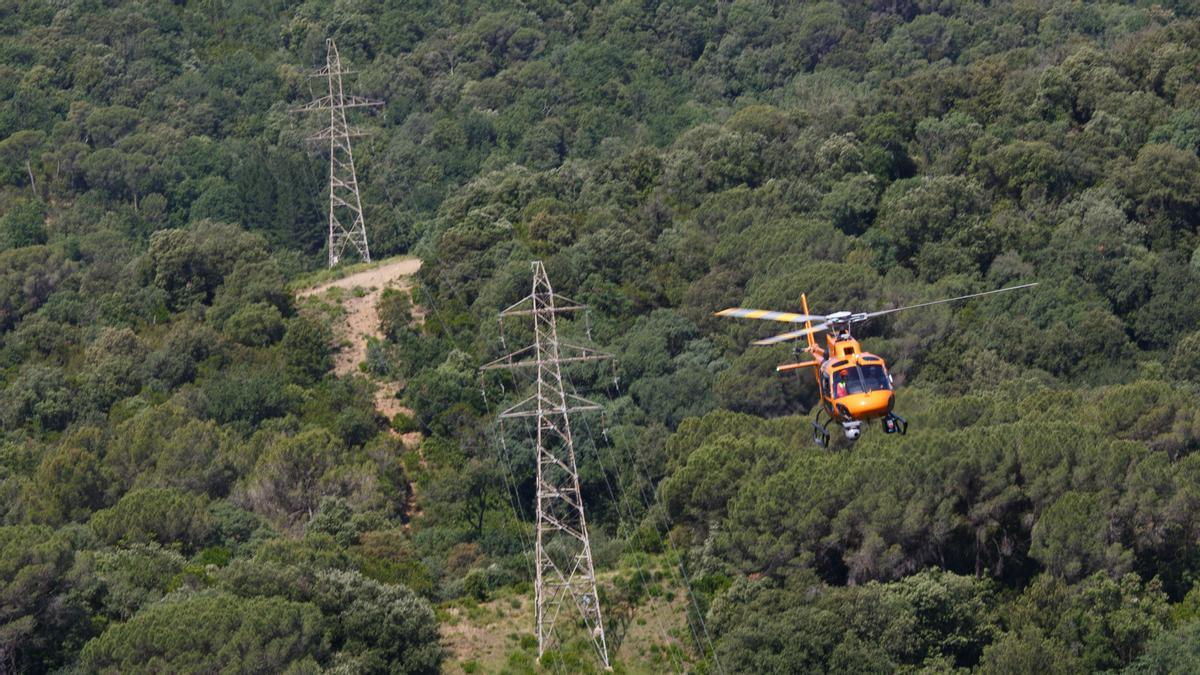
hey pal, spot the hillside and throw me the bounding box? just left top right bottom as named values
left=3, top=1, right=1200, bottom=673
left=296, top=255, right=424, bottom=428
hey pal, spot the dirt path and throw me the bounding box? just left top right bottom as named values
left=297, top=257, right=423, bottom=378
left=297, top=257, right=425, bottom=439
left=297, top=256, right=426, bottom=521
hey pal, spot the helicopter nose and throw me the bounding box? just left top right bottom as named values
left=847, top=391, right=893, bottom=419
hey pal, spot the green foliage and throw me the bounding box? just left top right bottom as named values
left=146, top=221, right=269, bottom=310
left=223, top=301, right=284, bottom=346
left=241, top=427, right=379, bottom=526
left=104, top=404, right=234, bottom=499
left=89, top=489, right=215, bottom=553
left=663, top=399, right=1200, bottom=593
left=216, top=560, right=443, bottom=672
left=0, top=246, right=75, bottom=332
left=378, top=287, right=415, bottom=341
left=281, top=315, right=333, bottom=385
left=309, top=568, right=443, bottom=673
left=1031, top=491, right=1131, bottom=582
left=1124, top=622, right=1200, bottom=674
left=405, top=350, right=484, bottom=436
left=79, top=592, right=327, bottom=673
left=708, top=570, right=997, bottom=672
left=1007, top=573, right=1170, bottom=672
left=0, top=199, right=47, bottom=250
left=86, top=544, right=187, bottom=621
left=23, top=443, right=107, bottom=525
left=5, top=1, right=1200, bottom=670
left=0, top=525, right=83, bottom=672
left=978, top=627, right=1081, bottom=675
left=0, top=364, right=74, bottom=431
left=202, top=366, right=299, bottom=426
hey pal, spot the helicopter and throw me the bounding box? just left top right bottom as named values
left=716, top=283, right=1037, bottom=447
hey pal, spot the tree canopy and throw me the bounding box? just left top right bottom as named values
left=3, top=0, right=1200, bottom=671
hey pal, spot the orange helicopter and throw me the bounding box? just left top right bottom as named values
left=716, top=283, right=1037, bottom=447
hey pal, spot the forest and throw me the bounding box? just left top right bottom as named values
left=3, top=0, right=1200, bottom=672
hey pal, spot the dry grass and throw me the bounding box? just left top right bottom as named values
left=438, top=563, right=700, bottom=674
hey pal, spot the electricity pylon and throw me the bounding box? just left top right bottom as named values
left=481, top=262, right=612, bottom=669
left=292, top=38, right=381, bottom=267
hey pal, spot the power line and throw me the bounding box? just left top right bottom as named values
left=291, top=38, right=381, bottom=267
left=564, top=363, right=723, bottom=674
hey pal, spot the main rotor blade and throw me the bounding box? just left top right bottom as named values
left=752, top=323, right=829, bottom=345
left=861, top=282, right=1038, bottom=320
left=715, top=307, right=826, bottom=323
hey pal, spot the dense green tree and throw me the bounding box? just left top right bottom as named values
left=145, top=221, right=269, bottom=309
left=142, top=320, right=221, bottom=392
left=89, top=488, right=215, bottom=553
left=0, top=199, right=47, bottom=249
left=84, top=544, right=187, bottom=621
left=223, top=301, right=285, bottom=346
left=281, top=315, right=334, bottom=385
left=104, top=404, right=234, bottom=498
left=241, top=427, right=374, bottom=526
left=1124, top=622, right=1200, bottom=674
left=0, top=364, right=74, bottom=431
left=1031, top=491, right=1130, bottom=582
left=1008, top=573, right=1170, bottom=672
left=377, top=287, right=415, bottom=341
left=0, top=246, right=76, bottom=332
left=978, top=627, right=1081, bottom=675
left=23, top=444, right=107, bottom=525
left=79, top=592, right=327, bottom=673
left=404, top=350, right=485, bottom=436
left=217, top=561, right=443, bottom=672
left=202, top=365, right=298, bottom=426
left=0, top=129, right=46, bottom=189
left=1120, top=143, right=1200, bottom=235
left=0, top=525, right=89, bottom=672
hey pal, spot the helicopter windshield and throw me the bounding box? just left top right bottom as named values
left=843, top=364, right=891, bottom=394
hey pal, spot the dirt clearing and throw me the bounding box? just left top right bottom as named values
left=297, top=256, right=423, bottom=379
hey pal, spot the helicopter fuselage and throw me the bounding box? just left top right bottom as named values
left=777, top=331, right=902, bottom=444
left=815, top=335, right=894, bottom=424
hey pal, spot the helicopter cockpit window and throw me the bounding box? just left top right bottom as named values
left=844, top=364, right=891, bottom=394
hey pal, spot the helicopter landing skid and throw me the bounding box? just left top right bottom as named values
left=882, top=412, right=907, bottom=435
left=812, top=408, right=833, bottom=448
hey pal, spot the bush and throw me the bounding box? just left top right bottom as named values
left=202, top=366, right=298, bottom=425
left=0, top=199, right=48, bottom=249
left=216, top=561, right=444, bottom=672
left=223, top=301, right=284, bottom=346
left=333, top=406, right=381, bottom=447
left=391, top=412, right=418, bottom=434
left=281, top=315, right=333, bottom=384
left=89, top=488, right=215, bottom=553
left=79, top=592, right=327, bottom=672
left=378, top=288, right=415, bottom=341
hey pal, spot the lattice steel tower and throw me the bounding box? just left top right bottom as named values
left=292, top=38, right=381, bottom=267
left=481, top=262, right=612, bottom=668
